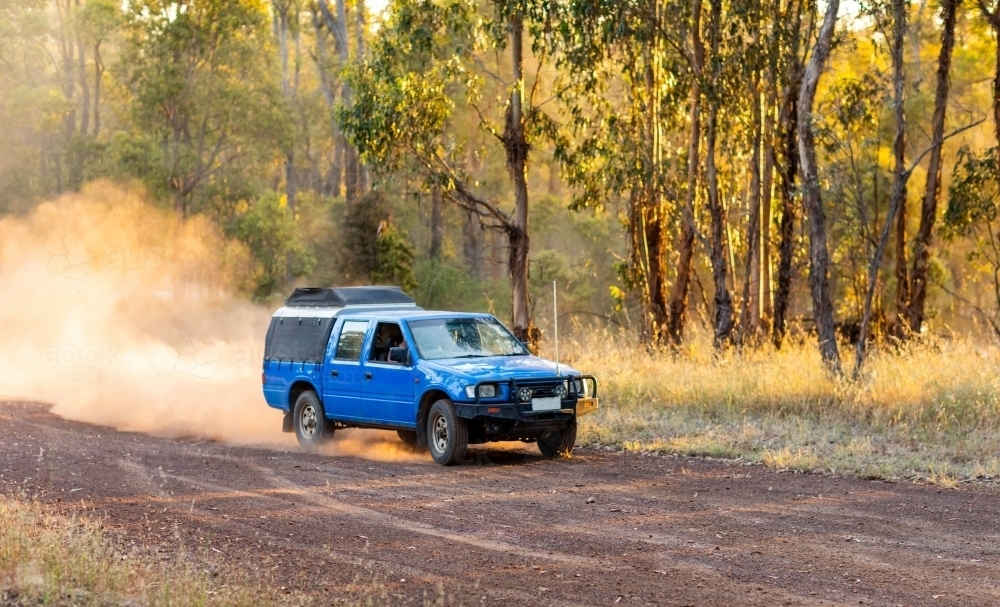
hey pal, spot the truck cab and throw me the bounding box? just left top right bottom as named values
left=262, top=287, right=598, bottom=465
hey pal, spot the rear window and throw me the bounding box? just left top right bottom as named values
left=334, top=320, right=370, bottom=361
left=264, top=316, right=333, bottom=363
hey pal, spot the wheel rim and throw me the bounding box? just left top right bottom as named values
left=432, top=413, right=449, bottom=453
left=300, top=404, right=317, bottom=437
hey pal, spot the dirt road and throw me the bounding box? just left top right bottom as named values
left=3, top=401, right=999, bottom=606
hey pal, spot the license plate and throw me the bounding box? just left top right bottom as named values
left=531, top=396, right=561, bottom=411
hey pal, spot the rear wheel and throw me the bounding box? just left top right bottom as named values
left=426, top=399, right=468, bottom=465
left=396, top=429, right=419, bottom=447
left=293, top=390, right=334, bottom=453
left=538, top=418, right=576, bottom=458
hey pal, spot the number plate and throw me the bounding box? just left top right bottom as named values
left=531, top=396, right=561, bottom=411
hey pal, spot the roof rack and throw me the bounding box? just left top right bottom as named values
left=284, top=286, right=415, bottom=307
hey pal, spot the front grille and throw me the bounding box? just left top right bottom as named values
left=511, top=378, right=565, bottom=400
left=527, top=384, right=561, bottom=398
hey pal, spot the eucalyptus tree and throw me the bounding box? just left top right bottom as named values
left=338, top=0, right=553, bottom=342
left=555, top=0, right=695, bottom=345
left=272, top=0, right=302, bottom=210
left=889, top=0, right=910, bottom=330
left=73, top=0, right=120, bottom=138
left=907, top=0, right=960, bottom=332
left=119, top=0, right=290, bottom=216
left=976, top=0, right=1000, bottom=160
left=771, top=0, right=811, bottom=348
left=798, top=0, right=841, bottom=372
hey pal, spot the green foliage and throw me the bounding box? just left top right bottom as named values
left=118, top=0, right=290, bottom=213
left=413, top=257, right=510, bottom=315
left=338, top=0, right=477, bottom=180
left=342, top=190, right=393, bottom=282
left=944, top=147, right=999, bottom=239
left=372, top=223, right=418, bottom=292
left=229, top=193, right=314, bottom=300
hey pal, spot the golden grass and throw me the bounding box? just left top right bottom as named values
left=0, top=496, right=459, bottom=606
left=558, top=332, right=1000, bottom=484
left=0, top=497, right=266, bottom=606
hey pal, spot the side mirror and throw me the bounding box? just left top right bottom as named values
left=388, top=347, right=410, bottom=365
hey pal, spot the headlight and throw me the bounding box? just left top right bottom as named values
left=517, top=387, right=533, bottom=402
left=555, top=383, right=568, bottom=399
left=465, top=384, right=497, bottom=399
left=574, top=378, right=585, bottom=396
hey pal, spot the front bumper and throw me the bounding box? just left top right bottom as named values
left=453, top=375, right=599, bottom=425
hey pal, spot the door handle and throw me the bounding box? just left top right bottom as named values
left=364, top=372, right=373, bottom=380
left=331, top=370, right=339, bottom=377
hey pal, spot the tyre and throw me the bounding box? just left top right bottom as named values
left=396, top=429, right=419, bottom=447
left=293, top=390, right=334, bottom=452
left=538, top=418, right=576, bottom=458
left=426, top=398, right=468, bottom=465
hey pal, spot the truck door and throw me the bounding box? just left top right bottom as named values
left=360, top=321, right=416, bottom=427
left=322, top=319, right=371, bottom=422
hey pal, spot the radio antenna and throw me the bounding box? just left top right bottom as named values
left=553, top=280, right=559, bottom=376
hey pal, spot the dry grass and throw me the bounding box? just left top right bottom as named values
left=0, top=496, right=459, bottom=606
left=558, top=331, right=1000, bottom=484
left=0, top=497, right=266, bottom=606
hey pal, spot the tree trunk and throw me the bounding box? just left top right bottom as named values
left=463, top=211, right=483, bottom=278
left=907, top=0, right=959, bottom=332
left=344, top=144, right=360, bottom=203
left=977, top=5, right=1000, bottom=181
left=328, top=138, right=344, bottom=197
left=77, top=33, right=90, bottom=138
left=772, top=0, right=805, bottom=348
left=891, top=0, right=910, bottom=331
left=275, top=1, right=297, bottom=210
left=311, top=4, right=343, bottom=197
left=286, top=151, right=297, bottom=210
left=505, top=13, right=533, bottom=343
left=430, top=183, right=443, bottom=259
left=320, top=0, right=360, bottom=202
left=55, top=0, right=76, bottom=139
left=743, top=0, right=764, bottom=339
left=93, top=42, right=102, bottom=136
left=743, top=62, right=763, bottom=340
left=667, top=0, right=704, bottom=345
left=772, top=89, right=798, bottom=347
left=705, top=0, right=734, bottom=347
left=640, top=1, right=668, bottom=344
left=761, top=88, right=775, bottom=327
left=355, top=0, right=370, bottom=193
left=798, top=0, right=841, bottom=372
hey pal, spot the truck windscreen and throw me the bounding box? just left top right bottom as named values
left=408, top=317, right=527, bottom=360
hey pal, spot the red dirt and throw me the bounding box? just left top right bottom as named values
left=3, top=400, right=999, bottom=606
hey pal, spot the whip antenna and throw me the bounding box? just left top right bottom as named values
left=553, top=280, right=559, bottom=376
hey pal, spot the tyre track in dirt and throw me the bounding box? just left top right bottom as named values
left=3, top=400, right=1000, bottom=606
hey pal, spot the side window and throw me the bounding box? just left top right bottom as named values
left=369, top=322, right=405, bottom=362
left=334, top=320, right=369, bottom=361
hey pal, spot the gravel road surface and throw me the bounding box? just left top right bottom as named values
left=2, top=401, right=999, bottom=606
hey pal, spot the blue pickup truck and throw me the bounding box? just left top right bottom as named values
left=262, top=286, right=598, bottom=465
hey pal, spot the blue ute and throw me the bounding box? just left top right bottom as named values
left=261, top=286, right=599, bottom=465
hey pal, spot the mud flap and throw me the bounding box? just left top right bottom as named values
left=282, top=411, right=293, bottom=433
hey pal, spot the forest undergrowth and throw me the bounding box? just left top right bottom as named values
left=564, top=331, right=1000, bottom=486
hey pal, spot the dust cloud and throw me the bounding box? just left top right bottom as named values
left=0, top=181, right=425, bottom=462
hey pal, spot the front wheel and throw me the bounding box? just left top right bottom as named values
left=426, top=399, right=468, bottom=465
left=538, top=418, right=576, bottom=458
left=293, top=390, right=334, bottom=453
